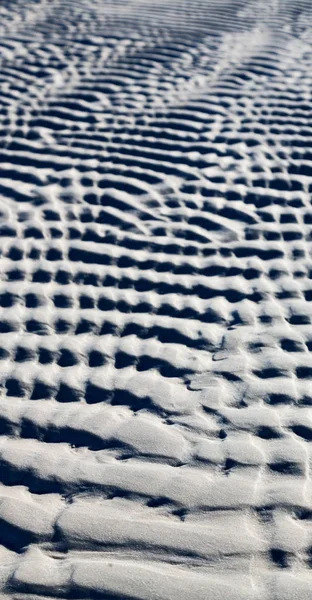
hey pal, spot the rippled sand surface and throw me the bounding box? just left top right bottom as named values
left=0, top=1, right=312, bottom=598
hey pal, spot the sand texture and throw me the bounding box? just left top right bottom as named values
left=0, top=0, right=312, bottom=598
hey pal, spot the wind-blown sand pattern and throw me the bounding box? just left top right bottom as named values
left=0, top=0, right=312, bottom=598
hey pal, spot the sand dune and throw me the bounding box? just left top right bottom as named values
left=0, top=0, right=312, bottom=598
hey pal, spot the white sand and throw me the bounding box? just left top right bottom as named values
left=0, top=0, right=312, bottom=598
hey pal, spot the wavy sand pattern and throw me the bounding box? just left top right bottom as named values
left=0, top=0, right=312, bottom=598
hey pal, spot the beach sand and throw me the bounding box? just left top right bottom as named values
left=0, top=1, right=312, bottom=598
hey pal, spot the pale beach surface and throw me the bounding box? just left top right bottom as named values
left=0, top=1, right=312, bottom=598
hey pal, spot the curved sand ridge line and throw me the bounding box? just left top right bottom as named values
left=1, top=0, right=312, bottom=598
